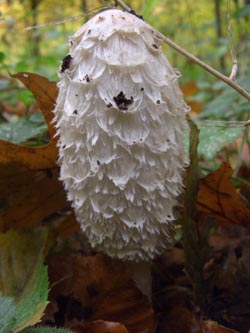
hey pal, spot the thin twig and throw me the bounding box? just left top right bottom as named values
left=114, top=0, right=131, bottom=12
left=24, top=5, right=108, bottom=30
left=154, top=31, right=250, bottom=101
left=244, top=119, right=250, bottom=127
left=113, top=0, right=250, bottom=101
left=227, top=0, right=238, bottom=80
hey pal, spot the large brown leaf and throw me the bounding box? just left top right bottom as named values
left=0, top=138, right=58, bottom=169
left=11, top=72, right=57, bottom=137
left=197, top=162, right=250, bottom=229
left=0, top=163, right=68, bottom=230
left=0, top=73, right=72, bottom=231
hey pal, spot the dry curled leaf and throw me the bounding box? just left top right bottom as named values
left=0, top=72, right=59, bottom=169
left=11, top=72, right=57, bottom=137
left=0, top=73, right=71, bottom=231
left=197, top=162, right=250, bottom=229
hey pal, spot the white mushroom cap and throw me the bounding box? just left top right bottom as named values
left=54, top=9, right=189, bottom=262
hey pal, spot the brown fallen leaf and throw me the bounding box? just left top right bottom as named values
left=65, top=320, right=129, bottom=333
left=0, top=164, right=68, bottom=231
left=73, top=255, right=154, bottom=333
left=197, top=162, right=250, bottom=229
left=200, top=319, right=239, bottom=333
left=87, top=320, right=129, bottom=333
left=0, top=138, right=58, bottom=169
left=0, top=73, right=58, bottom=169
left=11, top=72, right=57, bottom=137
left=43, top=253, right=154, bottom=333
left=0, top=73, right=72, bottom=231
left=180, top=80, right=202, bottom=114
left=180, top=80, right=198, bottom=97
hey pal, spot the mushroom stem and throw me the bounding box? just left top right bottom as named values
left=127, top=261, right=152, bottom=300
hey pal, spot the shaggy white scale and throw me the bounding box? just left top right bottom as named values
left=54, top=9, right=189, bottom=263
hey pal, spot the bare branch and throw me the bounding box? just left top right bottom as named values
left=153, top=30, right=250, bottom=101
left=114, top=0, right=131, bottom=12
left=24, top=5, right=108, bottom=30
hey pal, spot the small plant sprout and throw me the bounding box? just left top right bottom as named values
left=53, top=9, right=189, bottom=297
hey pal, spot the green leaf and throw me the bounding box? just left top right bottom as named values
left=199, top=77, right=250, bottom=121
left=142, top=0, right=162, bottom=19
left=0, top=112, right=48, bottom=145
left=14, top=262, right=49, bottom=332
left=185, top=120, right=243, bottom=160
left=0, top=52, right=5, bottom=63
left=17, top=90, right=35, bottom=107
left=234, top=4, right=250, bottom=19
left=0, top=295, right=17, bottom=333
left=0, top=264, right=49, bottom=333
left=198, top=125, right=243, bottom=160
left=0, top=228, right=50, bottom=332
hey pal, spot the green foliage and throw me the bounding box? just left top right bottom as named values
left=185, top=119, right=243, bottom=161
left=17, top=90, right=35, bottom=106
left=141, top=0, right=162, bottom=19
left=188, top=75, right=250, bottom=161
left=234, top=4, right=250, bottom=19
left=199, top=78, right=250, bottom=120
left=0, top=229, right=49, bottom=332
left=0, top=52, right=5, bottom=63
left=0, top=112, right=48, bottom=145
left=14, top=263, right=49, bottom=332
left=198, top=124, right=243, bottom=160
left=0, top=296, right=16, bottom=333
left=0, top=261, right=48, bottom=333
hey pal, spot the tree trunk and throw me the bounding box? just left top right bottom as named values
left=214, top=0, right=226, bottom=70
left=29, top=0, right=41, bottom=57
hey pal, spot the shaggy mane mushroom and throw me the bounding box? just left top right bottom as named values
left=53, top=9, right=189, bottom=297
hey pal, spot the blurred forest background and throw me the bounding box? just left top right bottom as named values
left=1, top=0, right=250, bottom=78
left=0, top=0, right=249, bottom=166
